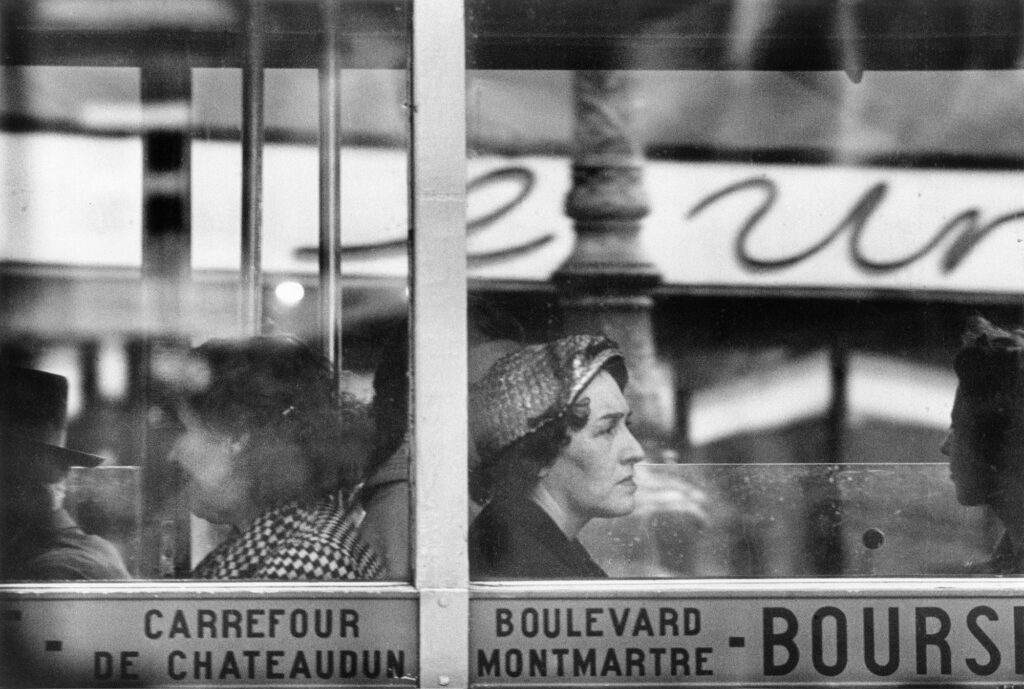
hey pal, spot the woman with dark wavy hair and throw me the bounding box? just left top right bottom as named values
left=942, top=316, right=1024, bottom=574
left=170, top=336, right=382, bottom=580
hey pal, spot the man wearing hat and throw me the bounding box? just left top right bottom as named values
left=1, top=366, right=130, bottom=580
left=469, top=334, right=645, bottom=578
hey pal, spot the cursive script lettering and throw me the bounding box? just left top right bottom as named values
left=687, top=176, right=1024, bottom=274
left=294, top=166, right=553, bottom=267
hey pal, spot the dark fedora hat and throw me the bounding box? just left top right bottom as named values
left=0, top=366, right=104, bottom=468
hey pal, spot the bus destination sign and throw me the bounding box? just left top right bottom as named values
left=1, top=594, right=417, bottom=687
left=471, top=593, right=1024, bottom=686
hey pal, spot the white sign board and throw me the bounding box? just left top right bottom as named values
left=471, top=587, right=1024, bottom=686
left=8, top=586, right=1024, bottom=686
left=1, top=592, right=417, bottom=687
left=465, top=157, right=1024, bottom=295
left=3, top=133, right=1024, bottom=295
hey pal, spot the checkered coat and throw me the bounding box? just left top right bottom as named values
left=192, top=494, right=383, bottom=580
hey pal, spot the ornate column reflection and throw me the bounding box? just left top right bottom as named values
left=555, top=70, right=674, bottom=442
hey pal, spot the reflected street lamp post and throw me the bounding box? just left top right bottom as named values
left=555, top=70, right=675, bottom=444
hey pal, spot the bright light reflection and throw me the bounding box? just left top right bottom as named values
left=274, top=281, right=305, bottom=307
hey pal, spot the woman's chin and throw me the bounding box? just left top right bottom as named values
left=600, top=495, right=637, bottom=518
left=954, top=486, right=987, bottom=507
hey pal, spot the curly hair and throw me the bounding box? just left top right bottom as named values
left=953, top=316, right=1024, bottom=473
left=183, top=336, right=369, bottom=511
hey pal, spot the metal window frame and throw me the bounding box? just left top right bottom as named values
left=409, top=0, right=470, bottom=687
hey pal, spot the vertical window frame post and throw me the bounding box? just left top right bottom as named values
left=410, top=0, right=469, bottom=687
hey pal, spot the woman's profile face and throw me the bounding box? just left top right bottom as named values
left=942, top=388, right=991, bottom=506
left=941, top=386, right=1024, bottom=507
left=168, top=406, right=252, bottom=527
left=539, top=370, right=645, bottom=524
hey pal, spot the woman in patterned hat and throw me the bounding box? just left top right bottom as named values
left=469, top=334, right=645, bottom=578
left=942, top=316, right=1024, bottom=574
left=169, top=336, right=382, bottom=580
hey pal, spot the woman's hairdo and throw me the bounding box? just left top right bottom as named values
left=953, top=316, right=1024, bottom=474
left=367, top=299, right=525, bottom=481
left=469, top=334, right=627, bottom=502
left=184, top=336, right=369, bottom=509
left=954, top=316, right=1024, bottom=398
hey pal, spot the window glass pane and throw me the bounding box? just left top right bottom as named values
left=464, top=1, right=1024, bottom=579
left=1, top=0, right=410, bottom=582
left=584, top=462, right=993, bottom=577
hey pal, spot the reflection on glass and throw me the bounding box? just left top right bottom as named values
left=170, top=337, right=382, bottom=581
left=464, top=41, right=1023, bottom=581
left=1, top=0, right=410, bottom=580
left=0, top=366, right=131, bottom=581
left=582, top=462, right=994, bottom=578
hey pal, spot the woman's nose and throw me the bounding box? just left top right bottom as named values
left=622, top=428, right=645, bottom=465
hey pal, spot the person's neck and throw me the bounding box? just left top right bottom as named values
left=46, top=478, right=68, bottom=512
left=528, top=484, right=587, bottom=540
left=228, top=502, right=267, bottom=533
left=993, top=487, right=1024, bottom=554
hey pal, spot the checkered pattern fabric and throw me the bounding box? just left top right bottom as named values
left=191, top=494, right=383, bottom=580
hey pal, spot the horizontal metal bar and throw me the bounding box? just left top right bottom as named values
left=0, top=583, right=420, bottom=599
left=469, top=577, right=1024, bottom=597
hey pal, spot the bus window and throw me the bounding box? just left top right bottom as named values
left=1, top=0, right=412, bottom=582
left=463, top=7, right=1024, bottom=581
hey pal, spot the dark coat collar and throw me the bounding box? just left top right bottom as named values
left=469, top=495, right=606, bottom=579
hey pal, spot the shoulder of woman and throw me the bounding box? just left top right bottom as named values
left=266, top=517, right=384, bottom=580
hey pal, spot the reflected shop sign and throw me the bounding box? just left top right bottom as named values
left=6, top=133, right=1024, bottom=296
left=471, top=585, right=1024, bottom=687
left=0, top=590, right=417, bottom=687
left=465, top=157, right=1024, bottom=295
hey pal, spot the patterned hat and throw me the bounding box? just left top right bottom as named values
left=470, top=334, right=627, bottom=462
